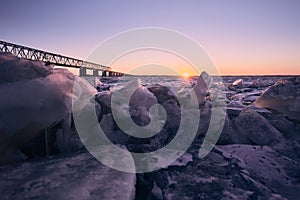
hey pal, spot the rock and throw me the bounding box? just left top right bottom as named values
left=148, top=84, right=178, bottom=105
left=100, top=114, right=130, bottom=144
left=218, top=145, right=300, bottom=200
left=0, top=75, right=71, bottom=155
left=95, top=91, right=112, bottom=121
left=0, top=53, right=51, bottom=83
left=249, top=79, right=261, bottom=88
left=0, top=148, right=28, bottom=165
left=254, top=78, right=300, bottom=120
left=229, top=93, right=245, bottom=102
left=149, top=182, right=163, bottom=200
left=156, top=144, right=300, bottom=200
left=266, top=112, right=300, bottom=140
left=0, top=53, right=96, bottom=164
left=95, top=77, right=110, bottom=91
left=112, top=79, right=159, bottom=127
left=147, top=84, right=181, bottom=132
left=0, top=152, right=136, bottom=200
left=244, top=95, right=259, bottom=103
left=247, top=104, right=272, bottom=114
left=127, top=85, right=159, bottom=127
left=168, top=152, right=193, bottom=167
left=226, top=101, right=245, bottom=117
left=235, top=107, right=282, bottom=145
left=272, top=139, right=300, bottom=161
left=193, top=71, right=212, bottom=105
left=217, top=116, right=251, bottom=145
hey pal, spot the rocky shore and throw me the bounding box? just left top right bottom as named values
left=0, top=53, right=299, bottom=199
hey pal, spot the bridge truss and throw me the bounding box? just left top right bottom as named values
left=0, top=40, right=111, bottom=71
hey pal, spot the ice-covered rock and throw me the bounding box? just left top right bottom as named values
left=244, top=95, right=259, bottom=104
left=235, top=107, right=282, bottom=145
left=148, top=84, right=181, bottom=131
left=151, top=144, right=300, bottom=200
left=100, top=114, right=131, bottom=144
left=0, top=53, right=51, bottom=83
left=0, top=53, right=96, bottom=164
left=226, top=101, right=245, bottom=117
left=111, top=78, right=161, bottom=131
left=0, top=151, right=136, bottom=200
left=168, top=152, right=193, bottom=167
left=193, top=71, right=212, bottom=105
left=249, top=79, right=261, bottom=88
left=217, top=116, right=251, bottom=145
left=266, top=112, right=300, bottom=141
left=95, top=77, right=103, bottom=87
left=108, top=79, right=157, bottom=126
left=254, top=77, right=300, bottom=120
left=95, top=77, right=110, bottom=91
left=218, top=145, right=300, bottom=199
left=148, top=84, right=178, bottom=105
left=95, top=91, right=112, bottom=121
left=129, top=86, right=158, bottom=126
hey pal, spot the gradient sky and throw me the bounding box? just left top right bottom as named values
left=1, top=0, right=299, bottom=75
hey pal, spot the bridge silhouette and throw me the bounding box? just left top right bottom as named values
left=0, top=40, right=123, bottom=77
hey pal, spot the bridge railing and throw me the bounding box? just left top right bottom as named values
left=0, top=40, right=111, bottom=71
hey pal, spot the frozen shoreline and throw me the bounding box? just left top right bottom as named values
left=0, top=53, right=300, bottom=199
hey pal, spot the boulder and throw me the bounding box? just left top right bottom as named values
left=254, top=78, right=300, bottom=120
left=95, top=91, right=112, bottom=121
left=148, top=84, right=178, bottom=105
left=217, top=116, right=251, bottom=145
left=0, top=53, right=51, bottom=83
left=0, top=53, right=96, bottom=164
left=129, top=86, right=158, bottom=126
left=235, top=107, right=282, bottom=145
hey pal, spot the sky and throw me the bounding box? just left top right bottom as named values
left=0, top=0, right=299, bottom=75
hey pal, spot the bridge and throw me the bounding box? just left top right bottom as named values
left=0, top=40, right=123, bottom=77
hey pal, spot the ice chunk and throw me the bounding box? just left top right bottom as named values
left=254, top=78, right=300, bottom=120
left=232, top=78, right=243, bottom=86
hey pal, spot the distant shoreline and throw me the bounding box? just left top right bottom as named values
left=115, top=74, right=300, bottom=77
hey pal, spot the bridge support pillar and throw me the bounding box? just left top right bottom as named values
left=79, top=68, right=86, bottom=76
left=80, top=68, right=122, bottom=77
left=93, top=70, right=99, bottom=76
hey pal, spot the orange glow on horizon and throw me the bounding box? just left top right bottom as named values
left=109, top=49, right=200, bottom=76
left=182, top=72, right=190, bottom=78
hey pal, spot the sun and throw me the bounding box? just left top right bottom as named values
left=182, top=72, right=190, bottom=78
